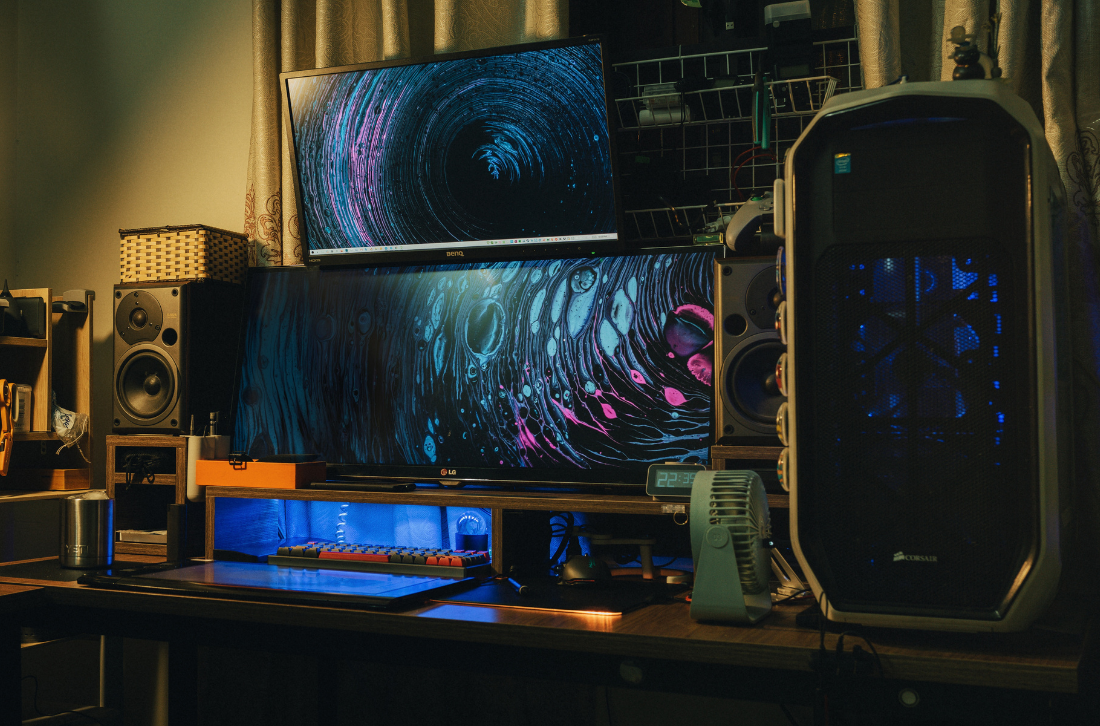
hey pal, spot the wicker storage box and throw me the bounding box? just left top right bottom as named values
left=119, top=224, right=248, bottom=284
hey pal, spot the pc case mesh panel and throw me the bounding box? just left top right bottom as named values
left=803, top=240, right=1034, bottom=615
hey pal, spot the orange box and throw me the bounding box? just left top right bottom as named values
left=195, top=460, right=326, bottom=489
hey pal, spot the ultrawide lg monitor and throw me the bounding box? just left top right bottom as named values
left=232, top=249, right=717, bottom=488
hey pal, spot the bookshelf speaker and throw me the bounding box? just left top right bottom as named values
left=112, top=280, right=244, bottom=434
left=714, top=257, right=784, bottom=443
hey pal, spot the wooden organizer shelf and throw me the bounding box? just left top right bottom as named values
left=106, top=435, right=201, bottom=556
left=13, top=432, right=60, bottom=442
left=204, top=486, right=676, bottom=513
left=205, top=469, right=789, bottom=573
left=710, top=444, right=784, bottom=461
left=204, top=486, right=686, bottom=576
left=0, top=335, right=48, bottom=348
left=0, top=288, right=94, bottom=491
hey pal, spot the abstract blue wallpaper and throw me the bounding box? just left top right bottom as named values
left=234, top=251, right=716, bottom=479
left=286, top=43, right=617, bottom=252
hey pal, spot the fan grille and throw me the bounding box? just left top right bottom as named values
left=706, top=470, right=771, bottom=594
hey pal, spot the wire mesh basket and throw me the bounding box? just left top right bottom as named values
left=612, top=37, right=861, bottom=242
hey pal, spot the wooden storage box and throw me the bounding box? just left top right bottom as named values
left=106, top=434, right=202, bottom=556
left=1, top=468, right=90, bottom=490
left=196, top=460, right=326, bottom=489
left=119, top=224, right=248, bottom=285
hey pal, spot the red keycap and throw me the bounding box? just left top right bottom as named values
left=319, top=552, right=390, bottom=563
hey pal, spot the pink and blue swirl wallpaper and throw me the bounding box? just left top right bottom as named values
left=234, top=250, right=716, bottom=480
left=287, top=43, right=617, bottom=252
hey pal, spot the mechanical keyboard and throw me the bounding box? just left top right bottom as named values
left=267, top=541, right=492, bottom=578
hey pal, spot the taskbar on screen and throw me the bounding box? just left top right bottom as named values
left=311, top=233, right=618, bottom=257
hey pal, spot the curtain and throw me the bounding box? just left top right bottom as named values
left=855, top=0, right=1100, bottom=584
left=243, top=0, right=568, bottom=267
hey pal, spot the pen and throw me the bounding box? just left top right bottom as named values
left=507, top=577, right=530, bottom=596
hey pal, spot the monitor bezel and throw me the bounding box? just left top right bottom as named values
left=280, top=35, right=626, bottom=270
left=230, top=245, right=722, bottom=490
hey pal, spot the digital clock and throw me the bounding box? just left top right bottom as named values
left=645, top=462, right=706, bottom=499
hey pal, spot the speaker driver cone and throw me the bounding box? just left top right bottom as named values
left=116, top=346, right=179, bottom=423
left=726, top=338, right=785, bottom=425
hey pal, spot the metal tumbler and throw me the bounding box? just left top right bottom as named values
left=59, top=495, right=115, bottom=568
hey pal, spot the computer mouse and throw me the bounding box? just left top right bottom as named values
left=558, top=555, right=612, bottom=585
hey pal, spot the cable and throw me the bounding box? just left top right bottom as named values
left=121, top=452, right=163, bottom=491
left=547, top=512, right=575, bottom=569
left=731, top=152, right=778, bottom=201
left=818, top=599, right=827, bottom=652
left=780, top=702, right=801, bottom=726
left=21, top=675, right=105, bottom=725
left=836, top=631, right=884, bottom=678
left=729, top=146, right=775, bottom=199
left=732, top=145, right=768, bottom=167
left=602, top=686, right=620, bottom=726
left=815, top=600, right=830, bottom=726
left=773, top=589, right=810, bottom=605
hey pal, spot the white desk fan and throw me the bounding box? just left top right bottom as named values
left=689, top=470, right=773, bottom=624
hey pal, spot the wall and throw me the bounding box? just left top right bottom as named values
left=11, top=0, right=252, bottom=485
left=0, top=0, right=14, bottom=278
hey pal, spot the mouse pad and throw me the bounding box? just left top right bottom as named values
left=78, top=560, right=479, bottom=611
left=435, top=578, right=682, bottom=615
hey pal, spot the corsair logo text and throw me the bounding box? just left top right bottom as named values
left=446, top=251, right=464, bottom=257
left=440, top=469, right=457, bottom=476
left=893, top=551, right=938, bottom=563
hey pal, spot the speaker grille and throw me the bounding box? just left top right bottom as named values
left=704, top=471, right=771, bottom=595
left=802, top=240, right=1033, bottom=615
left=726, top=339, right=784, bottom=424
left=116, top=347, right=178, bottom=423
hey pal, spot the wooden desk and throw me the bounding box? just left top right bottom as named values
left=1, top=558, right=1096, bottom=725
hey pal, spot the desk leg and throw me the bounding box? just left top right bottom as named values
left=168, top=636, right=198, bottom=726
left=0, top=624, right=19, bottom=726
left=100, top=635, right=124, bottom=710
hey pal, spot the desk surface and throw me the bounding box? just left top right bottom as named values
left=0, top=489, right=92, bottom=502
left=0, top=557, right=1094, bottom=697
left=0, top=582, right=40, bottom=615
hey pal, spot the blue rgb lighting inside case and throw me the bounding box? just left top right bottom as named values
left=233, top=249, right=716, bottom=485
left=845, top=252, right=1007, bottom=424
left=286, top=41, right=618, bottom=257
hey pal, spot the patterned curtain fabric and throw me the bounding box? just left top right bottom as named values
left=855, top=0, right=1100, bottom=583
left=243, top=0, right=568, bottom=267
